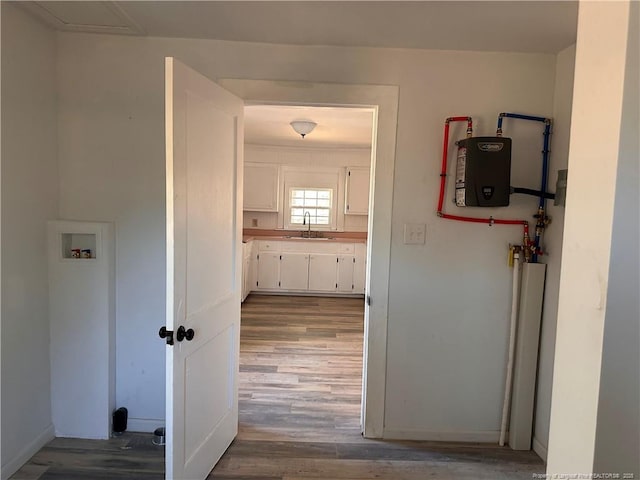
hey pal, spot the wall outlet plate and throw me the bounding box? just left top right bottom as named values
left=404, top=223, right=426, bottom=244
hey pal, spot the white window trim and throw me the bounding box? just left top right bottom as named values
left=280, top=166, right=343, bottom=231
left=288, top=187, right=333, bottom=228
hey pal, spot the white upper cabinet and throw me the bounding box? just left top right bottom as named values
left=345, top=167, right=370, bottom=215
left=244, top=163, right=280, bottom=212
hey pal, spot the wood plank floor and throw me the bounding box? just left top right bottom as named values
left=11, top=295, right=544, bottom=479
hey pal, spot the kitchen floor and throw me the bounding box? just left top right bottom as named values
left=11, top=295, right=544, bottom=479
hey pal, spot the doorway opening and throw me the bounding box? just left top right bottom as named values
left=219, top=78, right=400, bottom=439
left=239, top=103, right=376, bottom=439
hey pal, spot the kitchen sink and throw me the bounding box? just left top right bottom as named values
left=284, top=236, right=334, bottom=240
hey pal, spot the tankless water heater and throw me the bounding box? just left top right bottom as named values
left=455, top=136, right=512, bottom=207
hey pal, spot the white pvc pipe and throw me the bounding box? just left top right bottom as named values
left=500, top=252, right=521, bottom=446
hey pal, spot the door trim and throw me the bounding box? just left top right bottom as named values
left=218, top=79, right=398, bottom=438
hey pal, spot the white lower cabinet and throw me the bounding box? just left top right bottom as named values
left=242, top=256, right=250, bottom=300
left=337, top=255, right=355, bottom=292
left=251, top=239, right=366, bottom=296
left=257, top=251, right=280, bottom=289
left=280, top=253, right=310, bottom=290
left=308, top=254, right=339, bottom=292
left=241, top=240, right=254, bottom=302
left=354, top=243, right=366, bottom=294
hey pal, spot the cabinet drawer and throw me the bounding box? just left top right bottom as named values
left=338, top=243, right=355, bottom=254
left=281, top=241, right=314, bottom=253
left=258, top=241, right=280, bottom=252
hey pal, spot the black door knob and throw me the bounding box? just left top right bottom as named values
left=158, top=326, right=174, bottom=345
left=176, top=326, right=195, bottom=342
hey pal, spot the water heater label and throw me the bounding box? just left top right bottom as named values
left=477, top=142, right=505, bottom=152
left=455, top=147, right=467, bottom=206
left=455, top=147, right=467, bottom=184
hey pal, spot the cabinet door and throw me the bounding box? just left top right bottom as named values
left=242, top=256, right=250, bottom=301
left=257, top=252, right=280, bottom=289
left=345, top=167, right=370, bottom=215
left=354, top=243, right=367, bottom=294
left=337, top=255, right=355, bottom=293
left=250, top=244, right=258, bottom=293
left=244, top=163, right=279, bottom=212
left=280, top=253, right=309, bottom=290
left=308, top=254, right=338, bottom=292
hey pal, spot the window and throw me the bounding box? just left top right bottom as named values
left=289, top=188, right=332, bottom=226
left=282, top=168, right=340, bottom=230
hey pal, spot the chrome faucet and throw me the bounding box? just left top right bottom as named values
left=302, top=211, right=311, bottom=238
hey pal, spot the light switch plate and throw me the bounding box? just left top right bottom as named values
left=404, top=223, right=426, bottom=244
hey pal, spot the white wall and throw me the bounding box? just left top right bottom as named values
left=532, top=43, right=576, bottom=459
left=593, top=1, right=639, bottom=475
left=547, top=1, right=632, bottom=473
left=1, top=3, right=57, bottom=477
left=55, top=32, right=558, bottom=438
left=243, top=144, right=370, bottom=232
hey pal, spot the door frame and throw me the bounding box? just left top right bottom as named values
left=219, top=79, right=398, bottom=438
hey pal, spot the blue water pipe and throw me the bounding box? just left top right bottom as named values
left=497, top=112, right=552, bottom=262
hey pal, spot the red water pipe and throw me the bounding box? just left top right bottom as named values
left=436, top=116, right=528, bottom=236
left=439, top=213, right=525, bottom=226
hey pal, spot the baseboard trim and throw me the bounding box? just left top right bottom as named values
left=382, top=428, right=500, bottom=443
left=532, top=436, right=548, bottom=461
left=249, top=291, right=365, bottom=299
left=127, top=418, right=164, bottom=433
left=1, top=424, right=55, bottom=480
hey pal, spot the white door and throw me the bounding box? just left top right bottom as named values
left=165, top=57, right=243, bottom=480
left=308, top=254, right=338, bottom=292
left=337, top=255, right=355, bottom=292
left=257, top=252, right=280, bottom=289
left=242, top=255, right=250, bottom=302
left=243, top=163, right=280, bottom=211
left=345, top=167, right=370, bottom=215
left=280, top=253, right=309, bottom=290
left=354, top=243, right=367, bottom=294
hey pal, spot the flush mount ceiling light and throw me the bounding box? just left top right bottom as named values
left=290, top=120, right=317, bottom=138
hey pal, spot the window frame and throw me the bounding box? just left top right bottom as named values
left=287, top=187, right=334, bottom=229
left=281, top=166, right=342, bottom=231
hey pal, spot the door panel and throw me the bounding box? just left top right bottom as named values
left=280, top=253, right=309, bottom=290
left=308, top=254, right=338, bottom=292
left=345, top=167, right=370, bottom=215
left=337, top=255, right=355, bottom=292
left=257, top=253, right=280, bottom=289
left=354, top=243, right=367, bottom=294
left=165, top=57, right=243, bottom=480
left=184, top=326, right=233, bottom=462
left=185, top=92, right=235, bottom=311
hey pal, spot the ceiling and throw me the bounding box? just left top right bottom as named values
left=23, top=1, right=578, bottom=54
left=20, top=1, right=578, bottom=149
left=244, top=105, right=374, bottom=148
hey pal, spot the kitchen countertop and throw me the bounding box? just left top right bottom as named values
left=243, top=235, right=366, bottom=244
